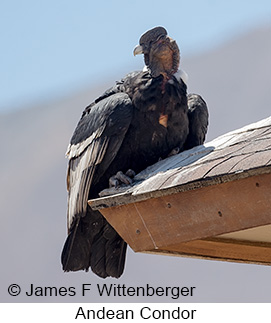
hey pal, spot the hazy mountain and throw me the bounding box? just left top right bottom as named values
left=1, top=25, right=270, bottom=303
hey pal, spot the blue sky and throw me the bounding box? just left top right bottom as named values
left=1, top=0, right=271, bottom=112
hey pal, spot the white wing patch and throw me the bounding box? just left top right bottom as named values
left=67, top=147, right=92, bottom=229
left=66, top=127, right=108, bottom=229
left=66, top=125, right=106, bottom=159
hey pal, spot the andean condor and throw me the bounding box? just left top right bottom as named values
left=61, top=26, right=208, bottom=278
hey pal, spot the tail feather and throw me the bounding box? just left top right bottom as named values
left=90, top=223, right=127, bottom=278
left=61, top=208, right=127, bottom=278
left=89, top=234, right=108, bottom=278
left=61, top=217, right=92, bottom=272
left=105, top=237, right=127, bottom=278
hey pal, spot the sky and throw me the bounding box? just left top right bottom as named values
left=1, top=0, right=271, bottom=112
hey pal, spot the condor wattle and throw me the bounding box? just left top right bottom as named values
left=61, top=26, right=209, bottom=278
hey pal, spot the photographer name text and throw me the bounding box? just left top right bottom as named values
left=8, top=283, right=195, bottom=300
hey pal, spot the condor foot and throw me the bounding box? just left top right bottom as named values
left=99, top=169, right=136, bottom=197
left=109, top=169, right=136, bottom=188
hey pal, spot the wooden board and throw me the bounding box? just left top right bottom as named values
left=99, top=172, right=271, bottom=253
left=148, top=237, right=271, bottom=265
left=218, top=224, right=271, bottom=243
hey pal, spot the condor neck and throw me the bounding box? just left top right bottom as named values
left=148, top=56, right=178, bottom=79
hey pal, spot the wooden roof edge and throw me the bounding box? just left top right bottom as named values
left=89, top=116, right=271, bottom=210
left=89, top=164, right=271, bottom=210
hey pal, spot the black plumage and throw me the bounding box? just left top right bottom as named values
left=61, top=26, right=208, bottom=278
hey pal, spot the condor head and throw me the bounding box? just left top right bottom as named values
left=133, top=26, right=180, bottom=78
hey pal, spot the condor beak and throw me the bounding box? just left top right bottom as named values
left=133, top=44, right=143, bottom=56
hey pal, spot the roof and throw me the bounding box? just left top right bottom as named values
left=89, top=116, right=271, bottom=265
left=91, top=116, right=271, bottom=208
